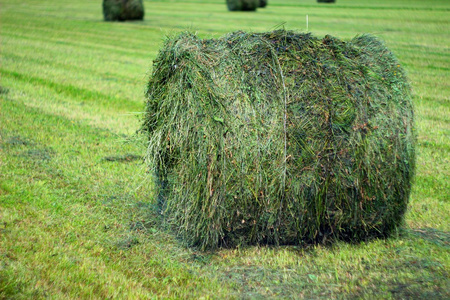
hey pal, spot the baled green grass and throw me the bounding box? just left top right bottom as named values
left=1, top=0, right=449, bottom=298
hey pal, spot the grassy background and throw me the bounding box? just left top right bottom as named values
left=1, top=0, right=449, bottom=298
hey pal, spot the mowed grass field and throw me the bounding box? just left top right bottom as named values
left=1, top=0, right=449, bottom=298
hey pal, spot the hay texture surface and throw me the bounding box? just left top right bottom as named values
left=143, top=30, right=415, bottom=250
left=103, top=0, right=144, bottom=21
left=227, top=0, right=259, bottom=11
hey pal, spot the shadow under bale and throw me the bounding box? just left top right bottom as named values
left=103, top=0, right=144, bottom=21
left=142, top=30, right=416, bottom=250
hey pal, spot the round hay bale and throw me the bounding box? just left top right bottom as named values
left=103, top=0, right=144, bottom=21
left=318, top=0, right=336, bottom=3
left=259, top=0, right=268, bottom=8
left=226, top=0, right=259, bottom=11
left=142, top=30, right=416, bottom=250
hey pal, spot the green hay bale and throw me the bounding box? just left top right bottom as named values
left=259, top=0, right=268, bottom=8
left=226, top=0, right=259, bottom=11
left=103, top=0, right=144, bottom=21
left=142, top=30, right=416, bottom=250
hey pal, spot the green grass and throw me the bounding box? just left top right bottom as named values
left=1, top=0, right=449, bottom=298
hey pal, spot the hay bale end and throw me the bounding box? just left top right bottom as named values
left=103, top=0, right=144, bottom=21
left=227, top=0, right=259, bottom=11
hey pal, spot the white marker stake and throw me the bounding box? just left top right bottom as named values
left=306, top=15, right=309, bottom=31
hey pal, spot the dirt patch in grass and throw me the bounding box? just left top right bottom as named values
left=101, top=153, right=142, bottom=162
left=4, top=136, right=34, bottom=147
left=1, top=134, right=54, bottom=161
left=0, top=135, right=34, bottom=149
left=21, top=148, right=54, bottom=161
left=114, top=236, right=140, bottom=250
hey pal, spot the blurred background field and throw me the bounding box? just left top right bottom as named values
left=1, top=0, right=449, bottom=298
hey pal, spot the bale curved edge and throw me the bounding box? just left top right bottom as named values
left=142, top=30, right=416, bottom=250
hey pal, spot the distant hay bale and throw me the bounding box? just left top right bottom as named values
left=318, top=0, right=336, bottom=3
left=103, top=0, right=144, bottom=21
left=259, top=0, right=268, bottom=8
left=226, top=0, right=259, bottom=11
left=142, top=30, right=416, bottom=250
